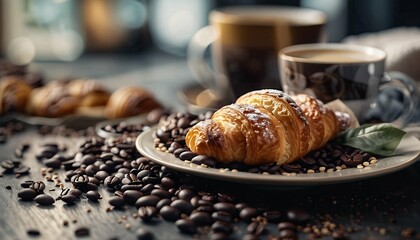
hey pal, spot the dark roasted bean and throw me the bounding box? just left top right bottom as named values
left=211, top=211, right=232, bottom=223
left=123, top=190, right=143, bottom=204
left=94, top=170, right=109, bottom=181
left=61, top=195, right=78, bottom=205
left=173, top=148, right=187, bottom=157
left=151, top=189, right=172, bottom=199
left=86, top=191, right=101, bottom=201
left=247, top=221, right=266, bottom=235
left=21, top=180, right=34, bottom=188
left=210, top=232, right=229, bottom=240
left=287, top=209, right=309, bottom=225
left=43, top=158, right=61, bottom=169
left=170, top=199, right=193, bottom=214
left=279, top=229, right=296, bottom=239
left=29, top=181, right=45, bottom=193
left=211, top=221, right=232, bottom=234
left=138, top=206, right=157, bottom=221
left=240, top=207, right=258, bottom=222
left=189, top=212, right=212, bottom=226
left=177, top=189, right=195, bottom=201
left=213, top=202, right=236, bottom=215
left=27, top=229, right=41, bottom=236
left=278, top=222, right=296, bottom=231
left=13, top=165, right=30, bottom=175
left=1, top=160, right=16, bottom=171
left=282, top=164, right=301, bottom=173
left=160, top=177, right=175, bottom=189
left=85, top=165, right=99, bottom=176
left=75, top=227, right=90, bottom=237
left=159, top=206, right=181, bottom=222
left=179, top=151, right=197, bottom=161
left=136, top=227, right=154, bottom=240
left=175, top=219, right=196, bottom=234
left=18, top=188, right=38, bottom=201
left=104, top=175, right=121, bottom=189
left=135, top=195, right=160, bottom=208
left=69, top=189, right=82, bottom=198
left=34, top=194, right=55, bottom=206
left=243, top=233, right=259, bottom=240
left=156, top=198, right=172, bottom=210
left=108, top=196, right=125, bottom=208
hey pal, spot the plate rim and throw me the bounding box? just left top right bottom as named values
left=136, top=127, right=420, bottom=186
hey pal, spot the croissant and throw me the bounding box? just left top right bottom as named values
left=0, top=77, right=32, bottom=115
left=186, top=89, right=350, bottom=165
left=105, top=86, right=162, bottom=119
left=67, top=79, right=110, bottom=107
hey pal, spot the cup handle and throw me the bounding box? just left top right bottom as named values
left=379, top=71, right=419, bottom=127
left=187, top=25, right=218, bottom=91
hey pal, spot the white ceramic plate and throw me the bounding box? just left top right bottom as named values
left=136, top=127, right=420, bottom=186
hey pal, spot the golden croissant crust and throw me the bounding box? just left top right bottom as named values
left=186, top=89, right=350, bottom=165
left=0, top=77, right=32, bottom=115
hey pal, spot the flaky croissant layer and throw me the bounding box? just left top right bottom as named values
left=185, top=89, right=351, bottom=166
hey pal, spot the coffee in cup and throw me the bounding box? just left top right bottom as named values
left=188, top=6, right=326, bottom=101
left=279, top=43, right=418, bottom=126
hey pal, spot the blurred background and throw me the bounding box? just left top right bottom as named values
left=1, top=0, right=420, bottom=119
left=1, top=0, right=420, bottom=61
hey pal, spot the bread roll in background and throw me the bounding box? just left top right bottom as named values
left=0, top=77, right=32, bottom=115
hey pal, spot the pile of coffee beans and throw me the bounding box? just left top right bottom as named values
left=153, top=112, right=377, bottom=175
left=0, top=121, right=26, bottom=144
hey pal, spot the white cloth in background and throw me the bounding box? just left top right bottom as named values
left=343, top=27, right=420, bottom=83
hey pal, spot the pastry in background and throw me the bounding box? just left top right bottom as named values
left=26, top=82, right=80, bottom=118
left=105, top=86, right=161, bottom=119
left=0, top=77, right=32, bottom=115
left=67, top=79, right=110, bottom=107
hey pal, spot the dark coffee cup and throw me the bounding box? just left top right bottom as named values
left=188, top=6, right=326, bottom=101
left=279, top=43, right=418, bottom=126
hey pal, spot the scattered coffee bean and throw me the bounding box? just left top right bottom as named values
left=34, top=194, right=55, bottom=206
left=29, top=181, right=46, bottom=193
left=108, top=196, right=125, bottom=208
left=247, top=221, right=266, bottom=235
left=287, top=209, right=309, bottom=225
left=160, top=206, right=181, bottom=222
left=61, top=195, right=78, bottom=205
left=170, top=199, right=193, bottom=214
left=138, top=206, right=157, bottom=222
left=211, top=221, right=233, bottom=234
left=69, top=189, right=82, bottom=198
left=75, top=227, right=90, bottom=237
left=175, top=219, right=197, bottom=234
left=136, top=227, right=154, bottom=240
left=18, top=189, right=38, bottom=201
left=135, top=195, right=161, bottom=208
left=86, top=191, right=101, bottom=201
left=27, top=229, right=41, bottom=236
left=189, top=211, right=212, bottom=226
left=123, top=190, right=143, bottom=204
left=240, top=207, right=258, bottom=222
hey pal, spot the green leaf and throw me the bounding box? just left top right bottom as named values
left=334, top=123, right=406, bottom=156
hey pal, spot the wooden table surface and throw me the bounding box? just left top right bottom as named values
left=1, top=50, right=420, bottom=240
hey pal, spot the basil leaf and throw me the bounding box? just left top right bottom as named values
left=334, top=123, right=406, bottom=156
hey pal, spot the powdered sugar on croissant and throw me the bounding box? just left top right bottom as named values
left=186, top=89, right=351, bottom=166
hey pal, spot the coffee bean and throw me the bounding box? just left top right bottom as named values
left=189, top=212, right=212, bottom=226
left=179, top=151, right=197, bottom=161
left=29, top=181, right=45, bottom=193
left=211, top=211, right=232, bottom=223
left=121, top=184, right=143, bottom=192
left=247, top=221, right=266, bottom=235
left=159, top=206, right=181, bottom=222
left=209, top=232, right=229, bottom=240
left=277, top=222, right=296, bottom=231
left=75, top=227, right=90, bottom=237
left=44, top=158, right=61, bottom=169
left=136, top=227, right=154, bottom=240
left=81, top=154, right=96, bottom=165
left=240, top=207, right=258, bottom=222
left=177, top=189, right=195, bottom=201
left=86, top=191, right=101, bottom=201
left=282, top=164, right=302, bottom=173
left=279, top=229, right=296, bottom=239
left=18, top=189, right=38, bottom=201
left=211, top=221, right=233, bottom=234
left=1, top=159, right=15, bottom=171
left=173, top=148, right=187, bottom=157
left=156, top=198, right=171, bottom=210
left=287, top=209, right=309, bottom=225
left=85, top=165, right=99, bottom=176
left=71, top=174, right=89, bottom=188
left=170, top=199, right=193, bottom=214
left=123, top=190, right=143, bottom=204
left=27, top=229, right=41, bottom=236
left=13, top=165, right=30, bottom=175
left=104, top=176, right=121, bottom=189
left=160, top=177, right=175, bottom=189
left=138, top=206, right=157, bottom=222
left=243, top=233, right=259, bottom=240
left=69, top=189, right=82, bottom=198
left=108, top=196, right=125, bottom=208
left=150, top=189, right=172, bottom=199
left=21, top=180, right=34, bottom=188
left=94, top=170, right=109, bottom=181
left=213, top=202, right=236, bottom=215
left=135, top=195, right=160, bottom=208
left=34, top=194, right=55, bottom=206
left=175, top=219, right=197, bottom=234
left=61, top=195, right=78, bottom=205
left=140, top=184, right=154, bottom=194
